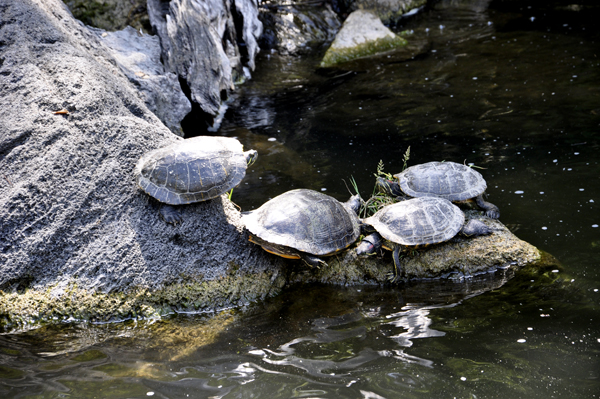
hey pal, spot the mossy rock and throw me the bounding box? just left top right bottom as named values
left=320, top=10, right=408, bottom=68
left=321, top=35, right=408, bottom=68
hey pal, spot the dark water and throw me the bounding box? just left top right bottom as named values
left=2, top=1, right=599, bottom=397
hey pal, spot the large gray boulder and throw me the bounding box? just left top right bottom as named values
left=146, top=0, right=263, bottom=118
left=0, top=0, right=283, bottom=327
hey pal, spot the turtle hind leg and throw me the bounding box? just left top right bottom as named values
left=461, top=219, right=492, bottom=237
left=301, top=254, right=328, bottom=269
left=475, top=194, right=500, bottom=219
left=387, top=245, right=405, bottom=284
left=159, top=205, right=183, bottom=224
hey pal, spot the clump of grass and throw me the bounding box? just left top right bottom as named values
left=360, top=192, right=397, bottom=219
left=374, top=159, right=394, bottom=180
left=402, top=146, right=411, bottom=171
left=361, top=147, right=411, bottom=218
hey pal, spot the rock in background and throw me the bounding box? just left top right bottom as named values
left=259, top=2, right=342, bottom=55
left=146, top=0, right=263, bottom=124
left=95, top=26, right=191, bottom=135
left=339, top=0, right=427, bottom=24
left=320, top=9, right=408, bottom=67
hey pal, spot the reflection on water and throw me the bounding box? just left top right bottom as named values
left=2, top=0, right=600, bottom=397
left=0, top=268, right=597, bottom=398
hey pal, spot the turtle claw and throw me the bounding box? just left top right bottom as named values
left=160, top=205, right=183, bottom=225
left=475, top=194, right=500, bottom=219
left=386, top=271, right=405, bottom=284
left=485, top=209, right=500, bottom=219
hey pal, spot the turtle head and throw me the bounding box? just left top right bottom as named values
left=344, top=193, right=363, bottom=214
left=375, top=177, right=403, bottom=197
left=356, top=233, right=383, bottom=256
left=245, top=149, right=258, bottom=166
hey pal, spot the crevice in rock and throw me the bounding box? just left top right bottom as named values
left=231, top=1, right=250, bottom=67
left=0, top=129, right=33, bottom=163
left=178, top=76, right=213, bottom=137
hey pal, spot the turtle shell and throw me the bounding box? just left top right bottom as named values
left=241, top=189, right=361, bottom=256
left=135, top=136, right=250, bottom=205
left=395, top=161, right=486, bottom=201
left=364, top=197, right=465, bottom=246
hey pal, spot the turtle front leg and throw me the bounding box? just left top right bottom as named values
left=475, top=194, right=500, bottom=219
left=301, top=254, right=328, bottom=269
left=461, top=219, right=492, bottom=237
left=159, top=205, right=183, bottom=224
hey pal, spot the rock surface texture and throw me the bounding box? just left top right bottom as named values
left=146, top=0, right=263, bottom=117
left=0, top=0, right=543, bottom=330
left=63, top=0, right=150, bottom=32
left=320, top=10, right=408, bottom=68
left=97, top=26, right=191, bottom=135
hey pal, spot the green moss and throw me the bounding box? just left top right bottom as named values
left=446, top=357, right=527, bottom=390
left=0, top=365, right=25, bottom=379
left=0, top=347, right=20, bottom=356
left=71, top=349, right=107, bottom=362
left=0, top=271, right=285, bottom=333
left=56, top=379, right=149, bottom=398
left=320, top=35, right=408, bottom=68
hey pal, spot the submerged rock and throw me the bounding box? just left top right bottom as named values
left=290, top=212, right=542, bottom=284
left=146, top=0, right=262, bottom=118
left=320, top=10, right=408, bottom=68
left=96, top=26, right=191, bottom=136
left=259, top=3, right=342, bottom=55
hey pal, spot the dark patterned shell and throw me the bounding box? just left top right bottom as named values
left=395, top=161, right=486, bottom=201
left=364, top=197, right=465, bottom=246
left=135, top=136, right=249, bottom=205
left=241, top=189, right=361, bottom=256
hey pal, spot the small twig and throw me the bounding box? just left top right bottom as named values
left=3, top=174, right=12, bottom=186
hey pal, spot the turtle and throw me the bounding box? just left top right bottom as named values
left=376, top=161, right=500, bottom=219
left=356, top=196, right=491, bottom=282
left=135, top=136, right=258, bottom=224
left=241, top=189, right=362, bottom=267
